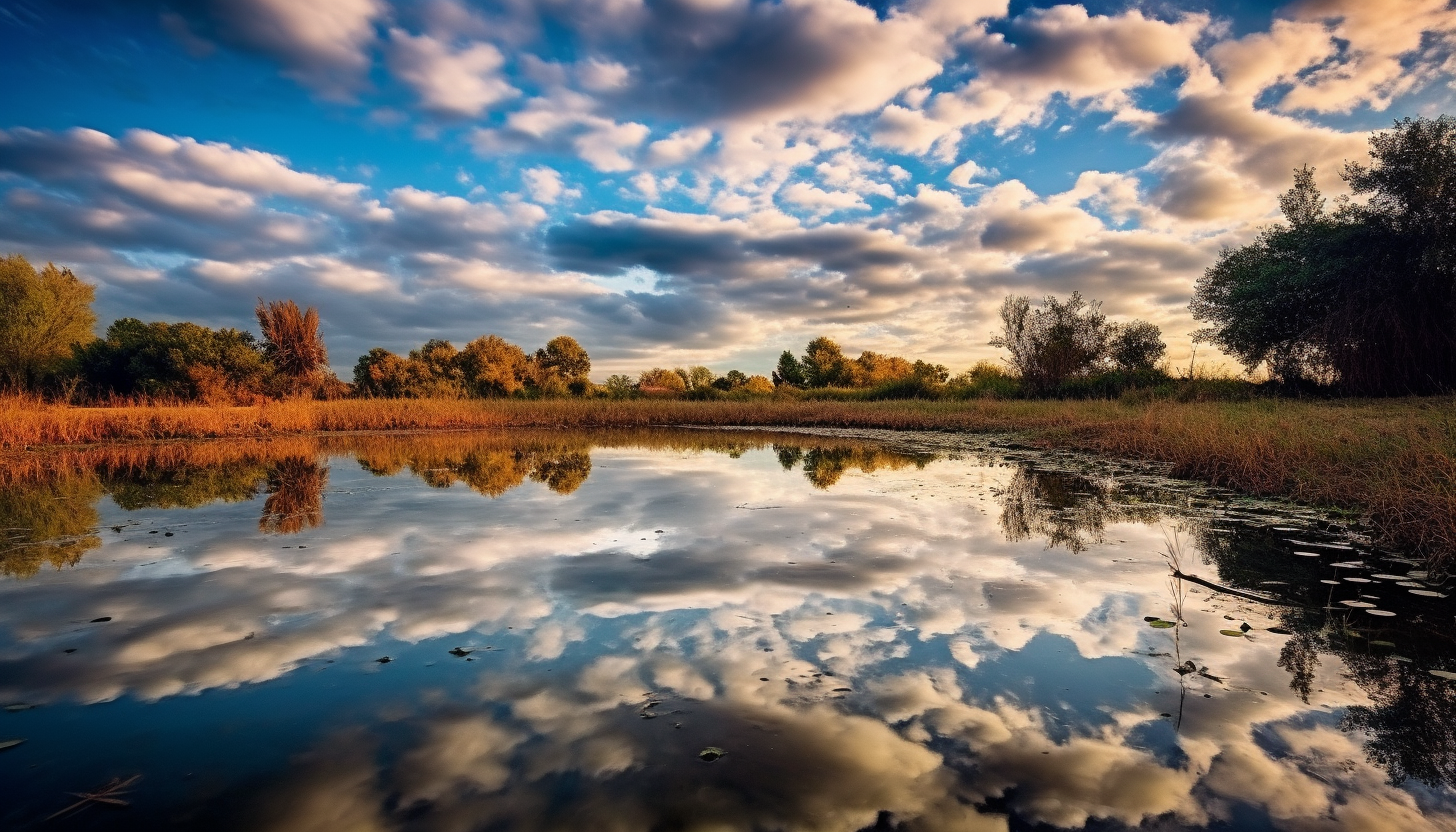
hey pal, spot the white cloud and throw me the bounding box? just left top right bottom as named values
left=387, top=29, right=519, bottom=118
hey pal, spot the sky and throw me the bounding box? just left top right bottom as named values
left=2, top=0, right=1455, bottom=379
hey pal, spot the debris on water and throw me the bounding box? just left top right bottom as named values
left=448, top=647, right=474, bottom=657
left=62, top=648, right=76, bottom=654
left=759, top=677, right=769, bottom=681
left=164, top=532, right=173, bottom=537
left=1143, top=616, right=1161, bottom=622
left=832, top=687, right=852, bottom=692
left=1268, top=627, right=1293, bottom=635
left=1148, top=620, right=1176, bottom=629
left=376, top=656, right=392, bottom=664
left=698, top=746, right=726, bottom=762
left=1219, top=629, right=1246, bottom=637
left=90, top=617, right=111, bottom=623
left=1176, top=661, right=1197, bottom=675
left=1409, top=571, right=1430, bottom=580
left=45, top=774, right=140, bottom=820
left=1240, top=622, right=1252, bottom=632
left=0, top=738, right=24, bottom=750
left=5, top=703, right=33, bottom=712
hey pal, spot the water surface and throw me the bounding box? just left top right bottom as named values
left=1, top=429, right=1453, bottom=831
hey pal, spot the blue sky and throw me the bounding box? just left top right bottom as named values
left=2, top=0, right=1454, bottom=377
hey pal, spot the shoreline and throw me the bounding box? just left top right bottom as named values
left=2, top=396, right=1452, bottom=563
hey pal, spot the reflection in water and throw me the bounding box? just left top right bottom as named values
left=259, top=457, right=328, bottom=534
left=0, top=430, right=1454, bottom=830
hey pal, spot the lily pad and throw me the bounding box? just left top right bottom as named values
left=1267, top=627, right=1293, bottom=635
left=4, top=704, right=32, bottom=712
left=1339, top=600, right=1376, bottom=608
left=1408, top=571, right=1430, bottom=580
left=1410, top=590, right=1448, bottom=598
left=1292, top=551, right=1322, bottom=558
left=0, top=739, right=23, bottom=751
left=1343, top=577, right=1373, bottom=583
left=1371, top=574, right=1408, bottom=581
left=699, top=746, right=726, bottom=762
left=1319, top=580, right=1341, bottom=585
left=1365, top=609, right=1396, bottom=617
left=1219, top=629, right=1246, bottom=637
left=1398, top=581, right=1424, bottom=587
left=1430, top=670, right=1456, bottom=681
left=1370, top=640, right=1397, bottom=648
left=1148, top=620, right=1176, bottom=629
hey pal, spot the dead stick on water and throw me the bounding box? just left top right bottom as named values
left=45, top=774, right=140, bottom=821
left=1171, top=570, right=1304, bottom=607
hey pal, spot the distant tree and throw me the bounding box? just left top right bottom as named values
left=801, top=336, right=852, bottom=387
left=352, top=348, right=428, bottom=398
left=851, top=351, right=915, bottom=386
left=255, top=299, right=327, bottom=396
left=743, top=374, right=775, bottom=395
left=603, top=374, right=636, bottom=399
left=0, top=255, right=96, bottom=391
left=409, top=339, right=465, bottom=397
left=532, top=335, right=591, bottom=394
left=683, top=365, right=715, bottom=391
left=1193, top=116, right=1456, bottom=394
left=76, top=318, right=268, bottom=402
left=459, top=335, right=530, bottom=397
left=1107, top=321, right=1167, bottom=372
left=638, top=367, right=687, bottom=393
left=772, top=351, right=806, bottom=387
left=713, top=369, right=749, bottom=391
left=910, top=360, right=950, bottom=383
left=990, top=292, right=1110, bottom=394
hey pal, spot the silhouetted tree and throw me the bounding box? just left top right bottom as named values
left=773, top=351, right=806, bottom=387
left=1108, top=321, right=1167, bottom=372
left=1193, top=116, right=1456, bottom=394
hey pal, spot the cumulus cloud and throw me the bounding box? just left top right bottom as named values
left=387, top=29, right=518, bottom=118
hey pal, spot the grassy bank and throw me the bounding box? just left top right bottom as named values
left=2, top=395, right=1453, bottom=561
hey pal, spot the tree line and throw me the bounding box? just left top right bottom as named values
left=1, top=116, right=1450, bottom=402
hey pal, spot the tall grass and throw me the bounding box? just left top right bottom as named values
left=0, top=394, right=1452, bottom=561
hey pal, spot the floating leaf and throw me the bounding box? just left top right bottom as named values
left=448, top=648, right=474, bottom=657
left=1365, top=609, right=1396, bottom=617
left=1319, top=580, right=1341, bottom=585
left=1410, top=590, right=1448, bottom=598
left=1268, top=627, right=1293, bottom=635
left=1219, top=629, right=1246, bottom=637
left=1293, top=551, right=1322, bottom=558
left=1339, top=600, right=1376, bottom=608
left=1398, top=581, right=1424, bottom=587
left=1343, top=577, right=1373, bottom=583
left=1370, top=640, right=1397, bottom=648
left=375, top=656, right=392, bottom=664
left=1331, top=561, right=1366, bottom=568
left=1430, top=670, right=1456, bottom=681
left=1371, top=574, right=1408, bottom=581
left=89, top=617, right=111, bottom=623
left=4, top=704, right=32, bottom=712
left=1148, top=620, right=1176, bottom=629
left=1142, top=616, right=1161, bottom=622
left=0, top=739, right=23, bottom=751
left=1408, top=571, right=1430, bottom=580
left=1392, top=655, right=1413, bottom=663
left=699, top=746, right=726, bottom=762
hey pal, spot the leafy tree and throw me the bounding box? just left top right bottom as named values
left=409, top=339, right=465, bottom=397
left=800, top=336, right=852, bottom=387
left=76, top=318, right=268, bottom=402
left=743, top=374, right=775, bottom=395
left=353, top=348, right=429, bottom=398
left=772, top=351, right=805, bottom=387
left=1107, top=321, right=1167, bottom=372
left=532, top=335, right=591, bottom=394
left=603, top=374, right=635, bottom=398
left=713, top=369, right=749, bottom=391
left=683, top=365, right=715, bottom=391
left=0, top=254, right=96, bottom=391
left=255, top=298, right=327, bottom=395
left=1193, top=117, right=1456, bottom=394
left=990, top=292, right=1110, bottom=394
left=638, top=367, right=687, bottom=393
left=459, top=335, right=530, bottom=397
left=850, top=351, right=914, bottom=386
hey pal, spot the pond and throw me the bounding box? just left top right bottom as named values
left=1, top=428, right=1454, bottom=831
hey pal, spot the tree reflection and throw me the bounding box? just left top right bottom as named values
left=0, top=476, right=103, bottom=577
left=995, top=464, right=1162, bottom=552
left=259, top=456, right=328, bottom=534
left=1344, top=654, right=1456, bottom=788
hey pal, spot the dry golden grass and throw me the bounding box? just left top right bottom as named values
left=0, top=394, right=1452, bottom=560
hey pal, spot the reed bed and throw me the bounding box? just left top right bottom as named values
left=1, top=395, right=1452, bottom=561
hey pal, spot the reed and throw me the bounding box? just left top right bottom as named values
left=0, top=395, right=1451, bottom=561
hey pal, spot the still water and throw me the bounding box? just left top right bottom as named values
left=1, top=429, right=1453, bottom=831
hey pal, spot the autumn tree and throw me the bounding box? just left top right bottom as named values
left=0, top=254, right=96, bottom=391
left=459, top=335, right=530, bottom=397
left=532, top=335, right=592, bottom=394
left=76, top=318, right=268, bottom=402
left=255, top=299, right=328, bottom=397
left=638, top=367, right=687, bottom=393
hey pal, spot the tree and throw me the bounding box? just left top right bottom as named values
left=772, top=351, right=805, bottom=387
left=990, top=292, right=1110, bottom=394
left=1192, top=117, right=1456, bottom=394
left=0, top=255, right=96, bottom=391
left=851, top=351, right=915, bottom=386
left=638, top=367, right=687, bottom=393
left=409, top=339, right=465, bottom=397
left=683, top=365, right=715, bottom=391
left=255, top=299, right=327, bottom=395
left=459, top=335, right=530, bottom=397
left=743, top=374, right=775, bottom=395
left=532, top=335, right=591, bottom=394
left=76, top=318, right=268, bottom=402
left=353, top=348, right=429, bottom=398
left=800, top=336, right=851, bottom=387
left=603, top=374, right=635, bottom=398
left=1108, top=321, right=1167, bottom=372
left=713, top=369, right=749, bottom=391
